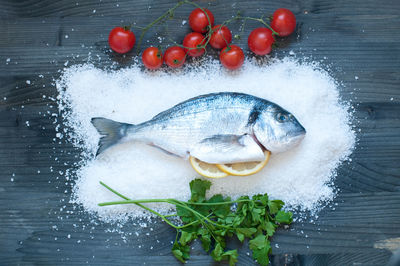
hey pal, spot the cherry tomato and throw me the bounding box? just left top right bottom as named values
left=183, top=32, right=206, bottom=57
left=108, top=27, right=136, bottom=54
left=220, top=45, right=244, bottom=70
left=188, top=8, right=215, bottom=33
left=163, top=46, right=186, bottom=68
left=209, top=25, right=232, bottom=49
left=247, top=28, right=275, bottom=55
left=271, top=8, right=296, bottom=37
left=142, top=47, right=163, bottom=70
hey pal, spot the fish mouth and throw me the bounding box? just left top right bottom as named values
left=252, top=130, right=306, bottom=154
left=250, top=134, right=269, bottom=152
left=291, top=132, right=306, bottom=143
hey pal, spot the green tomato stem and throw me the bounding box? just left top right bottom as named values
left=133, top=0, right=278, bottom=55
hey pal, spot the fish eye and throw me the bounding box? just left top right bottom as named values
left=276, top=113, right=288, bottom=123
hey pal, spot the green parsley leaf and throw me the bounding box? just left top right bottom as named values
left=179, top=230, right=196, bottom=245
left=208, top=194, right=231, bottom=218
left=236, top=227, right=257, bottom=239
left=265, top=221, right=276, bottom=237
left=249, top=234, right=267, bottom=250
left=275, top=210, right=293, bottom=224
left=176, top=204, right=195, bottom=223
left=249, top=234, right=271, bottom=266
left=236, top=231, right=244, bottom=242
left=189, top=179, right=211, bottom=202
left=211, top=242, right=224, bottom=261
left=222, top=249, right=239, bottom=266
left=198, top=228, right=211, bottom=252
left=268, top=199, right=284, bottom=214
left=251, top=207, right=262, bottom=223
left=172, top=239, right=190, bottom=263
left=252, top=244, right=271, bottom=266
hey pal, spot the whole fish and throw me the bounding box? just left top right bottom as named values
left=91, top=92, right=306, bottom=164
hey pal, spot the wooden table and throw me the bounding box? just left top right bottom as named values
left=1, top=0, right=399, bottom=265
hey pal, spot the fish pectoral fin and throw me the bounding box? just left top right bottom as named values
left=201, top=134, right=247, bottom=146
left=190, top=134, right=265, bottom=164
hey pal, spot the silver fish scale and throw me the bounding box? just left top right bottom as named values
left=128, top=93, right=273, bottom=161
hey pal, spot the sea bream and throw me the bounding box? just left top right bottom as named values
left=91, top=92, right=306, bottom=164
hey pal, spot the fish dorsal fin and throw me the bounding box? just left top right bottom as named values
left=190, top=134, right=265, bottom=164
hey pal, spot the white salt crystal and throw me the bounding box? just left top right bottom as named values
left=26, top=80, right=31, bottom=85
left=57, top=57, right=355, bottom=221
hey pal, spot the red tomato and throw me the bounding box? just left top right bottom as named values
left=188, top=8, right=215, bottom=33
left=108, top=27, right=136, bottom=54
left=209, top=25, right=232, bottom=49
left=163, top=46, right=186, bottom=68
left=220, top=45, right=244, bottom=70
left=271, top=8, right=296, bottom=37
left=183, top=32, right=206, bottom=57
left=247, top=28, right=275, bottom=55
left=142, top=47, right=163, bottom=70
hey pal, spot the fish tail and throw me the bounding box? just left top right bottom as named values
left=91, top=117, right=131, bottom=156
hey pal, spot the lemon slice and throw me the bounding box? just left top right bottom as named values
left=216, top=151, right=271, bottom=176
left=189, top=156, right=229, bottom=179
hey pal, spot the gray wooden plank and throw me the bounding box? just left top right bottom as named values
left=1, top=0, right=399, bottom=18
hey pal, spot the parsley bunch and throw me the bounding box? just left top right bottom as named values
left=98, top=179, right=292, bottom=265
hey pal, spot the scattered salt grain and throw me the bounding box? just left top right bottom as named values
left=26, top=80, right=31, bottom=85
left=56, top=57, right=355, bottom=222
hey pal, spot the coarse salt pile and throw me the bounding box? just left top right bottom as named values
left=56, top=57, right=355, bottom=222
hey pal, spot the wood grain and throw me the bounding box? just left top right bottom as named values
left=0, top=0, right=399, bottom=265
